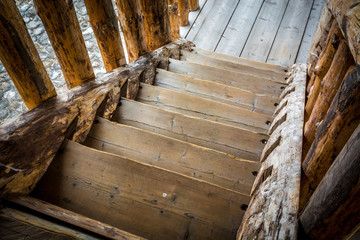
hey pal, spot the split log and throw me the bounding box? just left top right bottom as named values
left=178, top=0, right=189, bottom=26
left=189, top=0, right=199, bottom=11
left=139, top=0, right=172, bottom=51
left=300, top=124, right=360, bottom=240
left=301, top=66, right=360, bottom=206
left=0, top=39, right=193, bottom=198
left=304, top=40, right=353, bottom=154
left=84, top=0, right=126, bottom=71
left=115, top=0, right=148, bottom=62
left=168, top=0, right=180, bottom=40
left=0, top=0, right=56, bottom=109
left=33, top=0, right=94, bottom=89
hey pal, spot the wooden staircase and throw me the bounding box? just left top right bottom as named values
left=27, top=48, right=291, bottom=239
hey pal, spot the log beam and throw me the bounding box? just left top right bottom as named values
left=189, top=0, right=199, bottom=11
left=168, top=0, right=180, bottom=40
left=178, top=0, right=189, bottom=26
left=0, top=0, right=56, bottom=109
left=33, top=0, right=94, bottom=89
left=84, top=0, right=126, bottom=71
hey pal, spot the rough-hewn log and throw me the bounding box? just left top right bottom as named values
left=304, top=41, right=353, bottom=154
left=168, top=0, right=180, bottom=40
left=308, top=3, right=332, bottom=76
left=115, top=0, right=148, bottom=62
left=84, top=0, right=126, bottom=71
left=237, top=64, right=306, bottom=240
left=301, top=66, right=360, bottom=206
left=188, top=0, right=199, bottom=11
left=139, top=0, right=172, bottom=51
left=33, top=0, right=94, bottom=89
left=178, top=0, right=189, bottom=26
left=0, top=0, right=56, bottom=109
left=0, top=39, right=193, bottom=199
left=300, top=124, right=360, bottom=240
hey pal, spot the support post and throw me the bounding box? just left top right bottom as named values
left=168, top=0, right=180, bottom=40
left=189, top=0, right=199, bottom=11
left=178, top=0, right=189, bottom=26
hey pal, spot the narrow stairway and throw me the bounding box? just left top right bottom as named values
left=30, top=48, right=289, bottom=240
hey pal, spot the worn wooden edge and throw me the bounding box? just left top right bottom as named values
left=0, top=39, right=195, bottom=198
left=237, top=64, right=306, bottom=240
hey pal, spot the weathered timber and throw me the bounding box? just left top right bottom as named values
left=237, top=64, right=306, bottom=239
left=139, top=0, right=172, bottom=51
left=304, top=40, right=353, bottom=154
left=301, top=66, right=360, bottom=207
left=11, top=196, right=145, bottom=240
left=178, top=0, right=189, bottom=26
left=189, top=0, right=199, bottom=11
left=0, top=40, right=193, bottom=198
left=168, top=0, right=180, bottom=40
left=0, top=0, right=56, bottom=109
left=33, top=0, right=94, bottom=89
left=84, top=0, right=126, bottom=71
left=308, top=3, right=332, bottom=76
left=300, top=124, right=360, bottom=240
left=115, top=0, right=148, bottom=62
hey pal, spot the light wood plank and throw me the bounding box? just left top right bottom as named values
left=267, top=0, right=314, bottom=66
left=136, top=83, right=273, bottom=133
left=215, top=0, right=264, bottom=56
left=85, top=117, right=261, bottom=192
left=180, top=0, right=207, bottom=37
left=33, top=140, right=250, bottom=239
left=155, top=68, right=280, bottom=115
left=241, top=0, right=289, bottom=62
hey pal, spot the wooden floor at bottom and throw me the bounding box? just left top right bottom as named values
left=181, top=0, right=326, bottom=67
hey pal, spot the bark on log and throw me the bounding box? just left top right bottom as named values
left=0, top=39, right=193, bottom=198
left=168, top=0, right=180, bottom=40
left=84, top=0, right=126, bottom=71
left=178, top=0, right=189, bottom=26
left=301, top=66, right=360, bottom=206
left=188, top=0, right=199, bottom=11
left=33, top=0, right=94, bottom=89
left=300, top=124, right=360, bottom=240
left=139, top=0, right=172, bottom=51
left=115, top=0, right=148, bottom=63
left=0, top=0, right=56, bottom=109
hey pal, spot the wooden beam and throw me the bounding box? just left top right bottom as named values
left=115, top=0, right=148, bottom=62
left=0, top=0, right=56, bottom=109
left=33, top=0, right=94, bottom=89
left=84, top=0, right=126, bottom=71
left=168, top=0, right=180, bottom=40
left=189, top=0, right=199, bottom=11
left=300, top=124, right=360, bottom=240
left=178, top=0, right=189, bottom=26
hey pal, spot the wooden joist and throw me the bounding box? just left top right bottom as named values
left=0, top=0, right=56, bottom=109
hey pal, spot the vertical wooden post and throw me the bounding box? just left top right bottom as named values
left=84, top=0, right=126, bottom=71
left=0, top=0, right=56, bottom=109
left=178, top=0, right=189, bottom=26
left=188, top=0, right=199, bottom=11
left=168, top=0, right=180, bottom=40
left=115, top=0, right=148, bottom=62
left=139, top=0, right=172, bottom=51
left=33, top=0, right=94, bottom=89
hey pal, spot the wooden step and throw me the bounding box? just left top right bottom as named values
left=32, top=140, right=251, bottom=240
left=168, top=59, right=287, bottom=96
left=155, top=68, right=280, bottom=116
left=180, top=50, right=289, bottom=83
left=114, top=99, right=268, bottom=161
left=85, top=117, right=260, bottom=193
left=136, top=83, right=273, bottom=133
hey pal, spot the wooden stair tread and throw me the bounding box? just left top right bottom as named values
left=33, top=140, right=250, bottom=240
left=136, top=83, right=273, bottom=134
left=155, top=68, right=280, bottom=116
left=114, top=99, right=267, bottom=161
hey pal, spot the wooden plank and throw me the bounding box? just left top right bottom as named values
left=296, top=0, right=327, bottom=63
left=33, top=140, right=250, bottom=240
left=85, top=117, right=261, bottom=192
left=155, top=68, right=280, bottom=115
left=215, top=0, right=264, bottom=57
left=168, top=59, right=287, bottom=95
left=241, top=0, right=289, bottom=62
left=180, top=0, right=207, bottom=37
left=267, top=0, right=314, bottom=66
left=136, top=83, right=273, bottom=133
left=186, top=0, right=215, bottom=41
left=11, top=196, right=145, bottom=240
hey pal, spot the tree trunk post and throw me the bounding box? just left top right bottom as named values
left=0, top=0, right=56, bottom=109
left=188, top=0, right=199, bottom=11
left=33, top=0, right=94, bottom=89
left=168, top=0, right=180, bottom=40
left=178, top=0, right=189, bottom=26
left=84, top=0, right=126, bottom=71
